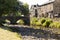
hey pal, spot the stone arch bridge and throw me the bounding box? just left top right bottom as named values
left=0, top=16, right=30, bottom=25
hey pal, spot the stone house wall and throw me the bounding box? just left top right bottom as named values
left=53, top=0, right=60, bottom=17
left=37, top=2, right=53, bottom=18
left=30, top=0, right=60, bottom=18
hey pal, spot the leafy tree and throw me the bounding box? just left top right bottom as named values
left=0, top=0, right=29, bottom=25
left=0, top=0, right=19, bottom=25
left=0, top=0, right=19, bottom=16
left=20, top=3, right=29, bottom=16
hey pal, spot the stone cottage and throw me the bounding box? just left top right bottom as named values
left=30, top=0, right=60, bottom=18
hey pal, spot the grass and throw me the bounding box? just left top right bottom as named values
left=0, top=27, right=22, bottom=40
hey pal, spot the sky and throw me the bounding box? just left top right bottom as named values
left=19, top=0, right=54, bottom=8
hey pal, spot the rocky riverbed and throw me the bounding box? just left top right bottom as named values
left=7, top=25, right=60, bottom=40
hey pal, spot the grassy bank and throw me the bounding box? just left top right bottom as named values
left=0, top=27, right=22, bottom=40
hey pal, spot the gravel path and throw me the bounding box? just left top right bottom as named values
left=8, top=25, right=60, bottom=40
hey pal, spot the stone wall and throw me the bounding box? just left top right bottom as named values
left=30, top=5, right=37, bottom=17
left=53, top=0, right=60, bottom=17
left=30, top=2, right=54, bottom=18
left=38, top=3, right=53, bottom=18
left=30, top=0, right=60, bottom=18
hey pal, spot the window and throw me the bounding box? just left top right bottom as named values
left=35, top=9, right=38, bottom=17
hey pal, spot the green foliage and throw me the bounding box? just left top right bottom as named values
left=35, top=21, right=41, bottom=26
left=0, top=0, right=19, bottom=25
left=49, top=22, right=60, bottom=28
left=0, top=0, right=19, bottom=16
left=0, top=0, right=24, bottom=25
left=21, top=3, right=29, bottom=16
left=30, top=17, right=60, bottom=28
left=42, top=18, right=52, bottom=27
left=40, top=18, right=46, bottom=24
left=17, top=19, right=24, bottom=25
left=17, top=12, right=22, bottom=16
left=0, top=0, right=29, bottom=16
left=30, top=17, right=42, bottom=26
left=30, top=17, right=37, bottom=25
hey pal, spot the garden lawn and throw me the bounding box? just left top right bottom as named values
left=0, top=27, right=22, bottom=40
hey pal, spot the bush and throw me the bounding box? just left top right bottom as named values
left=49, top=22, right=60, bottom=28
left=35, top=21, right=41, bottom=26
left=42, top=18, right=52, bottom=27
left=17, top=19, right=24, bottom=25
left=30, top=17, right=37, bottom=25
left=40, top=18, right=46, bottom=24
left=30, top=17, right=60, bottom=28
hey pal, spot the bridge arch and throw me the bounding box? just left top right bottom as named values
left=0, top=16, right=30, bottom=25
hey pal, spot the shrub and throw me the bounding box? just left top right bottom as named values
left=42, top=18, right=52, bottom=27
left=30, top=17, right=55, bottom=28
left=35, top=21, right=41, bottom=26
left=17, top=19, right=24, bottom=25
left=30, top=17, right=37, bottom=25
left=40, top=18, right=46, bottom=24
left=43, top=21, right=51, bottom=27
left=49, top=22, right=60, bottom=28
left=49, top=23, right=54, bottom=28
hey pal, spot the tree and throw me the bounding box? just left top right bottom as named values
left=0, top=0, right=18, bottom=16
left=0, top=0, right=29, bottom=25
left=0, top=0, right=19, bottom=25
left=19, top=3, right=29, bottom=16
